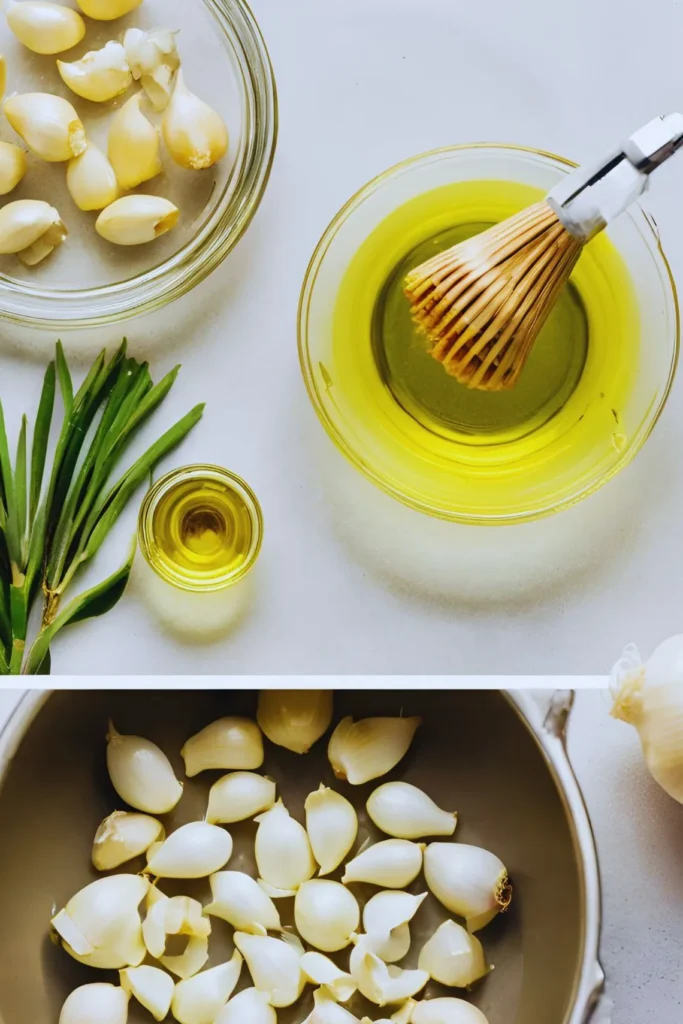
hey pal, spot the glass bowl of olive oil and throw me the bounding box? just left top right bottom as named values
left=298, top=145, right=679, bottom=524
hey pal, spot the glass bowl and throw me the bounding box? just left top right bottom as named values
left=0, top=0, right=277, bottom=328
left=298, top=144, right=679, bottom=524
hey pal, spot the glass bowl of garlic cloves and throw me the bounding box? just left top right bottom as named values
left=0, top=0, right=277, bottom=328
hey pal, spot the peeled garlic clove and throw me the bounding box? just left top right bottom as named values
left=411, top=998, right=490, bottom=1024
left=367, top=782, right=457, bottom=840
left=67, top=143, right=119, bottom=212
left=424, top=844, right=512, bottom=932
left=5, top=93, right=86, bottom=162
left=142, top=894, right=211, bottom=980
left=182, top=716, right=264, bottom=776
left=0, top=200, right=66, bottom=266
left=342, top=839, right=424, bottom=889
left=76, top=0, right=142, bottom=17
left=6, top=0, right=85, bottom=54
left=124, top=27, right=180, bottom=111
left=205, top=870, right=281, bottom=934
left=92, top=810, right=164, bottom=871
left=120, top=966, right=174, bottom=1022
left=255, top=798, right=316, bottom=893
left=162, top=70, right=228, bottom=171
left=172, top=951, right=243, bottom=1024
left=96, top=195, right=179, bottom=246
left=58, top=41, right=132, bottom=103
left=0, top=142, right=27, bottom=196
left=257, top=690, right=333, bottom=754
left=328, top=716, right=422, bottom=785
left=106, top=722, right=182, bottom=814
left=301, top=951, right=357, bottom=1002
left=52, top=874, right=148, bottom=970
left=363, top=891, right=427, bottom=962
left=294, top=879, right=360, bottom=953
left=107, top=93, right=161, bottom=190
left=418, top=920, right=490, bottom=988
left=0, top=56, right=6, bottom=101
left=215, top=988, right=276, bottom=1024
left=59, top=984, right=129, bottom=1024
left=305, top=784, right=358, bottom=876
left=233, top=931, right=305, bottom=1008
left=364, top=1002, right=416, bottom=1024
left=146, top=821, right=232, bottom=879
left=302, top=988, right=363, bottom=1024
left=206, top=771, right=276, bottom=824
left=350, top=938, right=429, bottom=1007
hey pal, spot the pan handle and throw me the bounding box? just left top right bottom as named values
left=543, top=689, right=575, bottom=741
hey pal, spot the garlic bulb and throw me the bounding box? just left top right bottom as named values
left=418, top=921, right=490, bottom=988
left=92, top=810, right=164, bottom=871
left=362, top=890, right=427, bottom=962
left=67, top=143, right=119, bottom=212
left=106, top=722, right=183, bottom=814
left=123, top=28, right=180, bottom=111
left=108, top=94, right=161, bottom=190
left=162, top=70, right=229, bottom=171
left=328, top=716, right=422, bottom=785
left=301, top=951, right=357, bottom=1002
left=52, top=874, right=148, bottom=970
left=302, top=988, right=363, bottom=1024
left=305, top=784, right=358, bottom=876
left=5, top=94, right=86, bottom=163
left=342, top=839, right=424, bottom=889
left=142, top=894, right=210, bottom=980
left=206, top=771, right=276, bottom=824
left=257, top=690, right=333, bottom=754
left=205, top=870, right=282, bottom=934
left=181, top=717, right=264, bottom=776
left=171, top=952, right=243, bottom=1024
left=0, top=200, right=67, bottom=266
left=58, top=42, right=132, bottom=103
left=96, top=195, right=179, bottom=246
left=294, top=879, right=360, bottom=952
left=367, top=782, right=457, bottom=839
left=59, top=984, right=129, bottom=1024
left=411, top=998, right=490, bottom=1024
left=146, top=822, right=232, bottom=878
left=255, top=799, right=316, bottom=894
left=76, top=0, right=143, bottom=17
left=6, top=0, right=85, bottom=54
left=424, top=843, right=512, bottom=932
left=350, top=937, right=429, bottom=1006
left=0, top=142, right=27, bottom=196
left=233, top=931, right=305, bottom=1008
left=120, top=967, right=174, bottom=1022
left=215, top=988, right=276, bottom=1024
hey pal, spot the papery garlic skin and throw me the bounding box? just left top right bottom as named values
left=305, top=784, right=358, bottom=876
left=205, top=870, right=281, bottom=934
left=146, top=821, right=232, bottom=879
left=171, top=952, right=243, bottom=1024
left=120, top=966, right=174, bottom=1022
left=418, top=920, right=490, bottom=988
left=0, top=199, right=67, bottom=266
left=52, top=874, right=148, bottom=970
left=96, top=195, right=179, bottom=246
left=181, top=717, right=264, bottom=776
left=142, top=894, right=210, bottom=980
left=362, top=890, right=427, bottom=962
left=106, top=722, right=183, bottom=814
left=328, top=716, right=422, bottom=785
left=350, top=937, right=429, bottom=1007
left=59, top=983, right=129, bottom=1024
left=411, top=998, right=490, bottom=1024
left=162, top=70, right=228, bottom=171
left=215, top=988, right=276, bottom=1024
left=257, top=689, right=333, bottom=754
left=301, top=951, right=357, bottom=1002
left=294, top=879, right=360, bottom=952
left=0, top=142, right=27, bottom=195
left=92, top=810, right=163, bottom=871
left=124, top=28, right=180, bottom=111
left=342, top=839, right=424, bottom=889
left=58, top=42, right=132, bottom=103
left=67, top=143, right=119, bottom=212
left=76, top=0, right=143, bottom=18
left=233, top=931, right=305, bottom=1008
left=255, top=799, right=316, bottom=893
left=206, top=771, right=276, bottom=824
left=302, top=988, right=363, bottom=1024
left=367, top=782, right=457, bottom=839
left=108, top=93, right=161, bottom=190
left=5, top=93, right=86, bottom=163
left=424, top=844, right=512, bottom=932
left=6, top=0, right=85, bottom=55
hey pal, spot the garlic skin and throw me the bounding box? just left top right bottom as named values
left=58, top=42, right=132, bottom=103
left=294, top=879, right=360, bottom=952
left=108, top=93, right=161, bottom=190
left=181, top=717, right=264, bottom=776
left=59, top=984, right=129, bottom=1024
left=216, top=988, right=276, bottom=1024
left=120, top=966, right=174, bottom=1022
left=92, top=810, right=164, bottom=871
left=96, top=195, right=179, bottom=246
left=124, top=28, right=180, bottom=111
left=328, top=716, right=422, bottom=785
left=146, top=822, right=232, bottom=879
left=206, top=771, right=276, bottom=824
left=305, top=784, right=358, bottom=876
left=0, top=142, right=27, bottom=196
left=52, top=874, right=148, bottom=970
left=67, top=143, right=119, bottom=212
left=411, top=998, right=490, bottom=1024
left=255, top=799, right=316, bottom=894
left=342, top=839, right=424, bottom=889
left=5, top=93, right=86, bottom=163
left=424, top=844, right=512, bottom=932
left=205, top=870, right=282, bottom=935
left=162, top=70, right=229, bottom=171
left=350, top=937, right=429, bottom=1007
left=257, top=690, right=333, bottom=754
left=418, top=920, right=490, bottom=988
left=172, top=951, right=243, bottom=1024
left=76, top=0, right=143, bottom=18
left=0, top=200, right=67, bottom=266
left=142, top=894, right=210, bottom=980
left=233, top=931, right=305, bottom=1008
left=362, top=890, right=427, bottom=962
left=106, top=722, right=182, bottom=814
left=367, top=782, right=457, bottom=839
left=302, top=988, right=363, bottom=1024
left=6, top=0, right=85, bottom=55
left=301, top=951, right=357, bottom=1002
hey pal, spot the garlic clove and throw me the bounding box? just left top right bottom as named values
left=417, top=920, right=490, bottom=988
left=107, top=93, right=162, bottom=190
left=106, top=722, right=183, bottom=814
left=92, top=810, right=164, bottom=871
left=302, top=988, right=364, bottom=1024
left=76, top=0, right=143, bottom=18
left=342, top=839, right=424, bottom=889
left=58, top=41, right=132, bottom=103
left=96, top=195, right=179, bottom=246
left=67, top=143, right=119, bottom=212
left=328, top=716, right=422, bottom=785
left=123, top=28, right=180, bottom=111
left=0, top=142, right=27, bottom=196
left=410, top=997, right=490, bottom=1024
left=301, top=951, right=357, bottom=1002
left=5, top=93, right=86, bottom=162
left=350, top=937, right=429, bottom=1007
left=255, top=798, right=316, bottom=892
left=142, top=894, right=211, bottom=980
left=233, top=931, right=306, bottom=1008
left=257, top=690, right=333, bottom=754
left=215, top=988, right=276, bottom=1024
left=367, top=782, right=457, bottom=840
left=206, top=771, right=276, bottom=824
left=181, top=717, right=264, bottom=776
left=52, top=874, right=149, bottom=970
left=294, top=879, right=360, bottom=953
left=424, top=844, right=512, bottom=932
left=120, top=966, right=174, bottom=1022
left=364, top=1002, right=417, bottom=1024
left=171, top=951, right=243, bottom=1024
left=0, top=56, right=6, bottom=101
left=0, top=200, right=66, bottom=266
left=305, top=784, right=358, bottom=876
left=146, top=821, right=232, bottom=879
left=162, top=70, right=228, bottom=171
left=6, top=0, right=85, bottom=54
left=362, top=890, right=427, bottom=962
left=59, top=983, right=129, bottom=1024
left=205, top=870, right=282, bottom=934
